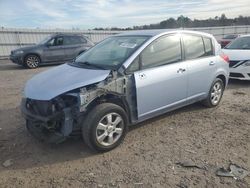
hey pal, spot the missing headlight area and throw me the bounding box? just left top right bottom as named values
left=21, top=71, right=131, bottom=144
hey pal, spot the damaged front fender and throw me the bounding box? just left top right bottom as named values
left=78, top=72, right=128, bottom=112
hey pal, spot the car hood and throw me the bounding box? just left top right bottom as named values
left=13, top=45, right=40, bottom=52
left=24, top=64, right=110, bottom=100
left=222, top=49, right=250, bottom=61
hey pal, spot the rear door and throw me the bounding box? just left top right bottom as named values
left=43, top=36, right=66, bottom=62
left=182, top=34, right=217, bottom=100
left=132, top=34, right=188, bottom=121
left=63, top=36, right=83, bottom=60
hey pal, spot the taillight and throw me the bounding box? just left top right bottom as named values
left=220, top=54, right=229, bottom=63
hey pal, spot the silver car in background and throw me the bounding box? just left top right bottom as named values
left=21, top=30, right=229, bottom=152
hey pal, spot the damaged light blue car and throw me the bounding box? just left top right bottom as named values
left=21, top=30, right=229, bottom=152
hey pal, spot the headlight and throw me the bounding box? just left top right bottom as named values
left=243, top=61, right=250, bottom=66
left=14, top=50, right=24, bottom=55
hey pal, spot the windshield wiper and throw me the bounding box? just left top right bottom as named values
left=76, top=61, right=106, bottom=70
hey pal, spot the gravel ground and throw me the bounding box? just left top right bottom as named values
left=0, top=60, right=249, bottom=188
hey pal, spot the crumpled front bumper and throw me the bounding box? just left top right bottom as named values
left=25, top=119, right=66, bottom=143
left=21, top=98, right=73, bottom=143
left=21, top=98, right=63, bottom=123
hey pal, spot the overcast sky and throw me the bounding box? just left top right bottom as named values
left=0, top=0, right=250, bottom=29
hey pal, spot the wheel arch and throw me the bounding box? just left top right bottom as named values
left=24, top=53, right=42, bottom=63
left=85, top=93, right=132, bottom=124
left=216, top=74, right=227, bottom=88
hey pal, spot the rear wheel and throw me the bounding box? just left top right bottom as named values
left=82, top=103, right=128, bottom=152
left=24, top=54, right=40, bottom=69
left=202, top=78, right=224, bottom=107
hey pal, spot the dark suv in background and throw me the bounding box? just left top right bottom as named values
left=10, top=33, right=94, bottom=68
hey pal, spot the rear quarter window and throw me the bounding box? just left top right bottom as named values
left=203, top=37, right=214, bottom=56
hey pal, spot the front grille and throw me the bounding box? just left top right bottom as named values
left=229, top=61, right=240, bottom=68
left=230, top=73, right=244, bottom=78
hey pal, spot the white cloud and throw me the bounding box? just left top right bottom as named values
left=0, top=0, right=250, bottom=28
left=24, top=0, right=67, bottom=19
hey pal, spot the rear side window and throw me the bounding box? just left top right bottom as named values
left=63, top=36, right=87, bottom=45
left=203, top=37, right=213, bottom=56
left=140, top=34, right=182, bottom=69
left=183, top=35, right=205, bottom=60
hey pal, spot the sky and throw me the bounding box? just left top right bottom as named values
left=0, top=0, right=250, bottom=29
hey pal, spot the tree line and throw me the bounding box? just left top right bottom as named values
left=93, top=14, right=250, bottom=31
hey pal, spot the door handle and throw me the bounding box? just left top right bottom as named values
left=138, top=73, right=146, bottom=79
left=177, top=68, right=186, bottom=73
left=209, top=61, right=215, bottom=65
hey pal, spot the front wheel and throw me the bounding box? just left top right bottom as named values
left=82, top=103, right=128, bottom=152
left=202, top=78, right=224, bottom=108
left=24, top=54, right=40, bottom=69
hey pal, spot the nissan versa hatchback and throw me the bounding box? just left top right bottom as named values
left=21, top=30, right=229, bottom=152
left=10, top=33, right=94, bottom=69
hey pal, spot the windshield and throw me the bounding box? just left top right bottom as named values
left=225, top=36, right=250, bottom=49
left=73, top=35, right=149, bottom=70
left=38, top=35, right=52, bottom=45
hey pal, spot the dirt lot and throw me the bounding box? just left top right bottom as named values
left=0, top=59, right=249, bottom=188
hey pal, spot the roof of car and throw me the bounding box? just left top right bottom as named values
left=116, top=29, right=214, bottom=38
left=53, top=33, right=83, bottom=37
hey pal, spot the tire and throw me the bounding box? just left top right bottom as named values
left=82, top=103, right=128, bottom=152
left=24, top=54, right=40, bottom=69
left=202, top=78, right=224, bottom=108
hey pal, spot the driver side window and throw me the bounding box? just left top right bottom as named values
left=126, top=34, right=182, bottom=73
left=47, top=37, right=63, bottom=46
left=55, top=37, right=63, bottom=46
left=140, top=34, right=182, bottom=69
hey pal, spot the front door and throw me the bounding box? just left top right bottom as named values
left=43, top=36, right=66, bottom=62
left=133, top=34, right=188, bottom=121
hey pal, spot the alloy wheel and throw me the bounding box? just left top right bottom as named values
left=96, top=112, right=124, bottom=147
left=26, top=55, right=39, bottom=68
left=210, top=82, right=223, bottom=105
